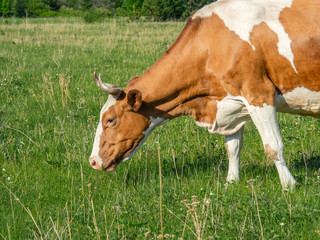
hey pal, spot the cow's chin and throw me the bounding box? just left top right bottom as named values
left=104, top=164, right=118, bottom=172
left=103, top=147, right=136, bottom=172
left=102, top=157, right=122, bottom=172
left=102, top=135, right=145, bottom=172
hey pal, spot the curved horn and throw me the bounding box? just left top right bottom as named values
left=94, top=72, right=121, bottom=97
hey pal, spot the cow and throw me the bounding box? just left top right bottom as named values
left=89, top=0, right=320, bottom=190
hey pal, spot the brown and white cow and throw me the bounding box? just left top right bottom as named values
left=89, top=0, right=320, bottom=189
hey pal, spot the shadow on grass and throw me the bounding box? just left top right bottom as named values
left=122, top=148, right=320, bottom=187
left=121, top=146, right=227, bottom=185
left=293, top=152, right=320, bottom=169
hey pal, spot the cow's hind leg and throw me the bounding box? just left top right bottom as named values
left=225, top=127, right=244, bottom=182
left=249, top=104, right=296, bottom=189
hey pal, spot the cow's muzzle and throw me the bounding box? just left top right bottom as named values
left=89, top=157, right=119, bottom=172
left=89, top=157, right=103, bottom=170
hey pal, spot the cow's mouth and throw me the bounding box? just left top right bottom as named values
left=104, top=164, right=118, bottom=172
left=103, top=157, right=121, bottom=172
left=103, top=136, right=144, bottom=172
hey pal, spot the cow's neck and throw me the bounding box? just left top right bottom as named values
left=126, top=50, right=212, bottom=118
left=125, top=19, right=218, bottom=120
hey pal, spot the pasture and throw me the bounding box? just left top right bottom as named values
left=0, top=17, right=320, bottom=239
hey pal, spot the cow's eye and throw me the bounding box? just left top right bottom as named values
left=105, top=118, right=115, bottom=127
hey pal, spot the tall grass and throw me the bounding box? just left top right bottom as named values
left=0, top=17, right=320, bottom=239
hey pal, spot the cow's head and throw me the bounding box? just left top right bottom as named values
left=89, top=73, right=167, bottom=172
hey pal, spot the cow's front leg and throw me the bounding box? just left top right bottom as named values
left=225, top=127, right=244, bottom=182
left=248, top=104, right=296, bottom=189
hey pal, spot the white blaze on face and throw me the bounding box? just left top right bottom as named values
left=193, top=0, right=297, bottom=72
left=90, top=95, right=117, bottom=166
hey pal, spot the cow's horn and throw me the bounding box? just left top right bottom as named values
left=94, top=72, right=121, bottom=97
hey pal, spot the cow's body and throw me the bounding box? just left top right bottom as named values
left=90, top=0, right=320, bottom=189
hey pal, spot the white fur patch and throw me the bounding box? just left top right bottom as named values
left=225, top=127, right=243, bottom=182
left=90, top=95, right=117, bottom=165
left=196, top=95, right=250, bottom=135
left=123, top=117, right=169, bottom=161
left=193, top=0, right=297, bottom=72
left=276, top=87, right=320, bottom=114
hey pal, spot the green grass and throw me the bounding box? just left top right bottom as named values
left=0, top=17, right=320, bottom=239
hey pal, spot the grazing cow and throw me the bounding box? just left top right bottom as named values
left=89, top=0, right=320, bottom=189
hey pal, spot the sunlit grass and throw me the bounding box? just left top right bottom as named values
left=0, top=17, right=320, bottom=239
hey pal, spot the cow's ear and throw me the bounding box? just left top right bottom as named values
left=127, top=89, right=142, bottom=112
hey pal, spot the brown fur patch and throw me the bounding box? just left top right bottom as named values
left=265, top=144, right=278, bottom=165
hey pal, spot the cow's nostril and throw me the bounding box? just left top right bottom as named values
left=89, top=157, right=103, bottom=170
left=89, top=158, right=96, bottom=167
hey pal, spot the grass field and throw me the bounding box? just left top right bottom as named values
left=0, top=17, right=320, bottom=239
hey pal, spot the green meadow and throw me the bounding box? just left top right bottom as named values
left=0, top=17, right=320, bottom=239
